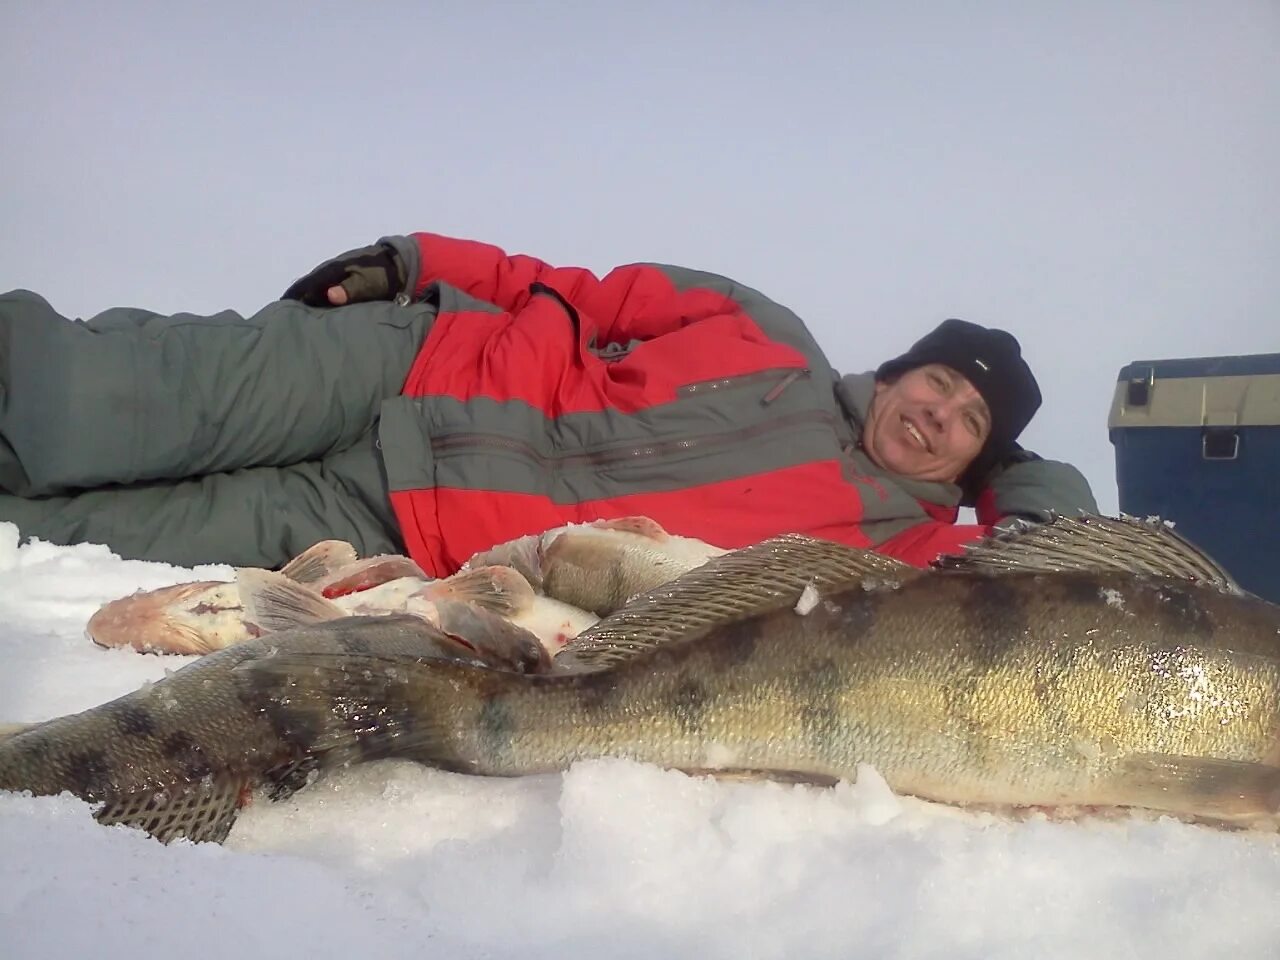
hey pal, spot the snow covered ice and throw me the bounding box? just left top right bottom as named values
left=2, top=524, right=1279, bottom=959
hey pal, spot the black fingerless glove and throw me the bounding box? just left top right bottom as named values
left=281, top=242, right=407, bottom=306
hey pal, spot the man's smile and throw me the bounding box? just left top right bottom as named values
left=902, top=415, right=930, bottom=452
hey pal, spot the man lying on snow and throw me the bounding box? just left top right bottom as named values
left=0, top=232, right=1097, bottom=575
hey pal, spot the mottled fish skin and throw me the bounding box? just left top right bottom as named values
left=0, top=615, right=482, bottom=843
left=244, top=535, right=1280, bottom=828
left=467, top=516, right=729, bottom=616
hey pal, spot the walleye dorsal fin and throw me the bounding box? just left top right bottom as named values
left=935, top=515, right=1244, bottom=594
left=418, top=565, right=536, bottom=617
left=277, top=540, right=360, bottom=584
left=237, top=569, right=347, bottom=633
left=556, top=534, right=919, bottom=671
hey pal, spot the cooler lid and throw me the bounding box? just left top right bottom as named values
left=1109, top=353, right=1280, bottom=430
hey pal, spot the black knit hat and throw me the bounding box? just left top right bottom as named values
left=875, top=318, right=1042, bottom=483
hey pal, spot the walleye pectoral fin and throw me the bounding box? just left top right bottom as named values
left=420, top=565, right=536, bottom=617
left=96, top=772, right=248, bottom=844
left=264, top=756, right=321, bottom=802
left=590, top=516, right=668, bottom=541
left=276, top=540, right=361, bottom=583
left=1113, top=754, right=1280, bottom=822
left=237, top=569, right=346, bottom=633
left=311, top=555, right=428, bottom=598
left=431, top=599, right=553, bottom=674
left=936, top=515, right=1243, bottom=594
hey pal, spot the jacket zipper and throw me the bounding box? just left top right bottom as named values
left=678, top=367, right=811, bottom=402
left=430, top=408, right=837, bottom=470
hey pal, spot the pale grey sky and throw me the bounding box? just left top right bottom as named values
left=3, top=1, right=1276, bottom=512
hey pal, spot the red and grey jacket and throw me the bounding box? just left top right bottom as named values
left=375, top=232, right=1097, bottom=577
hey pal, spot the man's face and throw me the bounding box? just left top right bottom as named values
left=861, top=364, right=992, bottom=482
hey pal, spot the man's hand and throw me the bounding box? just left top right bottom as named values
left=281, top=243, right=407, bottom=307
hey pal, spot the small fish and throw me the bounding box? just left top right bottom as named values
left=0, top=613, right=550, bottom=844
left=85, top=541, right=596, bottom=657
left=83, top=540, right=399, bottom=654
left=466, top=516, right=729, bottom=616
left=236, top=566, right=559, bottom=668
left=236, top=563, right=596, bottom=659
left=241, top=516, right=1280, bottom=830
left=416, top=566, right=599, bottom=657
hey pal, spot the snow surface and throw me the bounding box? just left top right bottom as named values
left=2, top=525, right=1279, bottom=959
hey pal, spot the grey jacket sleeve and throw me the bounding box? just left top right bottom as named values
left=982, top=450, right=1099, bottom=521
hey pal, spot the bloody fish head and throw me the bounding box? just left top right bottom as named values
left=85, top=581, right=257, bottom=655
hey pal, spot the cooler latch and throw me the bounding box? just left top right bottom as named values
left=1125, top=367, right=1154, bottom=407
left=1200, top=378, right=1248, bottom=460
left=1201, top=427, right=1240, bottom=461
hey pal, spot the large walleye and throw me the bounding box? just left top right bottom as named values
left=0, top=614, right=551, bottom=843
left=243, top=517, right=1280, bottom=828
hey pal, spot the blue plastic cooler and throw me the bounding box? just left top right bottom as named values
left=1108, top=353, right=1280, bottom=602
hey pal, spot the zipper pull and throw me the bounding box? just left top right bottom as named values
left=761, top=369, right=809, bottom=405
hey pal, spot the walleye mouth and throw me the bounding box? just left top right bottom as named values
left=902, top=416, right=930, bottom=453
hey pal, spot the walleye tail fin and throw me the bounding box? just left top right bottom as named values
left=235, top=653, right=495, bottom=770
left=237, top=569, right=346, bottom=633
left=419, top=565, right=536, bottom=617
left=277, top=540, right=360, bottom=584
left=1114, top=754, right=1280, bottom=824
